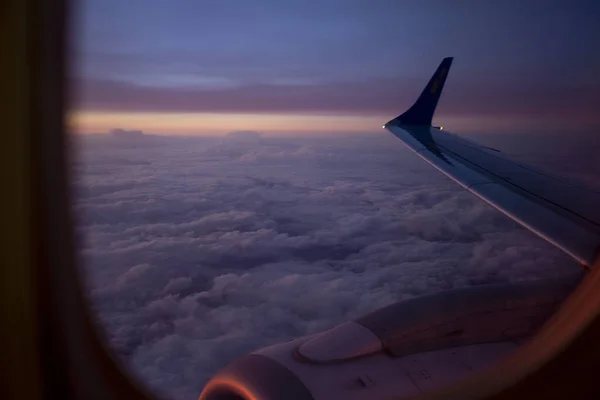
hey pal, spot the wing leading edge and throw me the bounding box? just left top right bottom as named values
left=384, top=58, right=600, bottom=267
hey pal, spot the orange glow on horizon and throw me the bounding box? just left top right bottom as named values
left=68, top=110, right=388, bottom=136
left=68, top=110, right=597, bottom=136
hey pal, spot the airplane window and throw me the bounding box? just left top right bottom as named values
left=69, top=1, right=600, bottom=400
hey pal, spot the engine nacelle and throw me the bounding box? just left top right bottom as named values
left=199, top=278, right=578, bottom=400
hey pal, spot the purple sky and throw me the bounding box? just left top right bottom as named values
left=72, top=0, right=600, bottom=134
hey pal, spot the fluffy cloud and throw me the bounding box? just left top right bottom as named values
left=73, top=133, right=588, bottom=400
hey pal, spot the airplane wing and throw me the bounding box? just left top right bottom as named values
left=384, top=57, right=600, bottom=267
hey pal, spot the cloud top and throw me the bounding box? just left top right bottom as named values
left=74, top=133, right=585, bottom=400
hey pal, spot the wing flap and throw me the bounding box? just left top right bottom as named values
left=387, top=124, right=600, bottom=267
left=431, top=130, right=600, bottom=228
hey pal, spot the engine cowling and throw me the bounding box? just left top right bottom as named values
left=199, top=278, right=578, bottom=400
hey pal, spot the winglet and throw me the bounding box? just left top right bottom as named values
left=387, top=57, right=453, bottom=127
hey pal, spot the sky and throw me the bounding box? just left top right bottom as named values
left=70, top=0, right=600, bottom=136
left=73, top=132, right=593, bottom=400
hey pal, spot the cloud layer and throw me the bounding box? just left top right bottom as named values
left=73, top=132, right=586, bottom=400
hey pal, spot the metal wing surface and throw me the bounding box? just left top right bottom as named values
left=384, top=57, right=600, bottom=267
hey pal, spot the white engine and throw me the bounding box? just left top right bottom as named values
left=199, top=278, right=578, bottom=400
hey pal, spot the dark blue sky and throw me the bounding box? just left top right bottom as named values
left=72, top=0, right=600, bottom=134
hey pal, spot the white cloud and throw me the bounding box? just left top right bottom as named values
left=73, top=133, right=585, bottom=400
